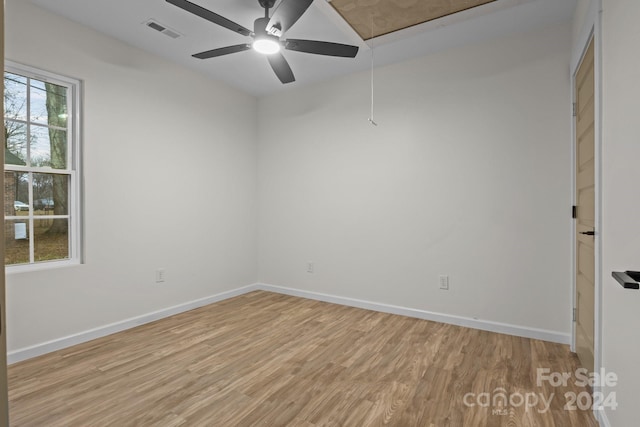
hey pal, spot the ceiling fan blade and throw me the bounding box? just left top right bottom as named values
left=284, top=39, right=359, bottom=58
left=266, top=0, right=313, bottom=37
left=166, top=0, right=252, bottom=36
left=193, top=44, right=251, bottom=59
left=267, top=53, right=295, bottom=84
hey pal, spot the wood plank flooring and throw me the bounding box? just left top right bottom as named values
left=8, top=291, right=599, bottom=426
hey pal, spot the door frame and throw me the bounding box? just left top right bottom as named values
left=570, top=0, right=602, bottom=405
left=0, top=1, right=8, bottom=424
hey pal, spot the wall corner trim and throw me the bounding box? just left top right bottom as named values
left=598, top=407, right=612, bottom=427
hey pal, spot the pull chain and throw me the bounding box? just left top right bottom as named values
left=368, top=14, right=378, bottom=126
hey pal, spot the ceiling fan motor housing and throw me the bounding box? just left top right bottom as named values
left=254, top=17, right=280, bottom=43
left=254, top=17, right=270, bottom=37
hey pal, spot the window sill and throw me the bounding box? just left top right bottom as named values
left=6, top=259, right=81, bottom=275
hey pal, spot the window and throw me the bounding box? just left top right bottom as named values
left=4, top=62, right=81, bottom=269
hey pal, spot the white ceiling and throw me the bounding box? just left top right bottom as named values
left=29, top=0, right=576, bottom=97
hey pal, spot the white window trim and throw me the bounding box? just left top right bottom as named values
left=4, top=61, right=83, bottom=273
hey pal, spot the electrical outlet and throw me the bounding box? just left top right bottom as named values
left=156, top=268, right=166, bottom=283
left=439, top=275, right=449, bottom=290
left=306, top=261, right=314, bottom=273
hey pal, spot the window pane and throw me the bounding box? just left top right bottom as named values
left=30, top=125, right=67, bottom=169
left=4, top=171, right=29, bottom=216
left=33, top=173, right=68, bottom=215
left=34, top=218, right=68, bottom=262
left=30, top=79, right=68, bottom=128
left=49, top=128, right=68, bottom=169
left=30, top=125, right=51, bottom=166
left=5, top=220, right=30, bottom=265
left=29, top=79, right=47, bottom=123
left=4, top=72, right=27, bottom=121
left=5, top=120, right=28, bottom=165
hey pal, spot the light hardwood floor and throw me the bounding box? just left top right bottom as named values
left=9, top=291, right=599, bottom=426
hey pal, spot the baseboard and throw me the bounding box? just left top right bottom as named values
left=8, top=282, right=570, bottom=364
left=7, top=284, right=260, bottom=364
left=256, top=283, right=571, bottom=345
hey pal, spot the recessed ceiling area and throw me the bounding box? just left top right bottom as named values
left=330, top=0, right=498, bottom=40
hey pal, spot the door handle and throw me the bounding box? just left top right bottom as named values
left=579, top=231, right=596, bottom=236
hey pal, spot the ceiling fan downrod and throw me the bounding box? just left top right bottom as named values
left=258, top=0, right=277, bottom=18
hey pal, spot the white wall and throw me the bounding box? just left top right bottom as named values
left=5, top=0, right=258, bottom=353
left=258, top=24, right=573, bottom=336
left=572, top=0, right=593, bottom=46
left=601, top=0, right=640, bottom=425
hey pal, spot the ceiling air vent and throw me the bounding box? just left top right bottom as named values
left=144, top=19, right=182, bottom=39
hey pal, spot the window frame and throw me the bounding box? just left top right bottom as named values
left=4, top=61, right=83, bottom=272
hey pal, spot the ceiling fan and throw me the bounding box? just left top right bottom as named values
left=166, top=0, right=360, bottom=84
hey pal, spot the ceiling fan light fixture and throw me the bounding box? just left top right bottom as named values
left=253, top=37, right=281, bottom=54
